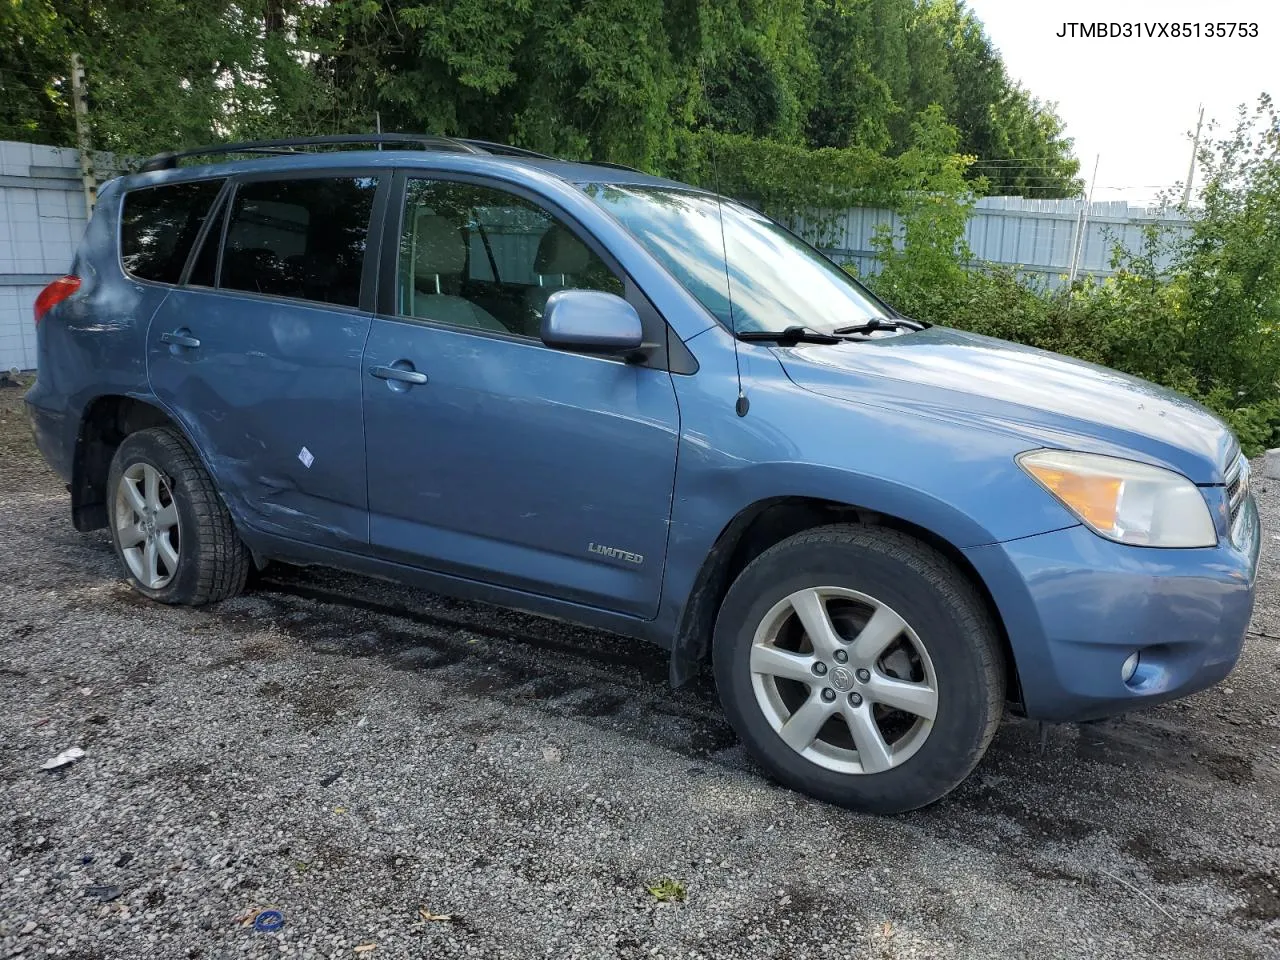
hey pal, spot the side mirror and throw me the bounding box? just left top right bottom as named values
left=541, top=289, right=644, bottom=355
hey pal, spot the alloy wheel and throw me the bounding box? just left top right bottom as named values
left=114, top=462, right=181, bottom=590
left=749, top=586, right=938, bottom=775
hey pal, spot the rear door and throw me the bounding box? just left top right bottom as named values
left=361, top=173, right=681, bottom=618
left=146, top=172, right=384, bottom=550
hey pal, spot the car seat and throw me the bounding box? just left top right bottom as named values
left=412, top=213, right=508, bottom=333
left=524, top=224, right=593, bottom=325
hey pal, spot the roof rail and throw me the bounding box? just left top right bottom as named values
left=138, top=133, right=487, bottom=173
left=584, top=160, right=643, bottom=173
left=455, top=139, right=556, bottom=160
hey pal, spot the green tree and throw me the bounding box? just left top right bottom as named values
left=804, top=0, right=1078, bottom=196
left=2, top=0, right=1081, bottom=198
left=869, top=105, right=981, bottom=307
left=805, top=0, right=903, bottom=151
left=0, top=0, right=73, bottom=145
left=1177, top=95, right=1280, bottom=407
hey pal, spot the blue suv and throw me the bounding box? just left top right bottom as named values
left=25, top=135, right=1261, bottom=813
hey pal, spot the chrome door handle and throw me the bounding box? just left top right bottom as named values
left=160, top=330, right=201, bottom=349
left=370, top=364, right=428, bottom=385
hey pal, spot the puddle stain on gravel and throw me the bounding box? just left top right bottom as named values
left=1204, top=752, right=1255, bottom=784
left=4, top=621, right=36, bottom=642
left=4, top=815, right=57, bottom=859
left=209, top=637, right=289, bottom=667
left=256, top=676, right=361, bottom=727
left=944, top=780, right=1099, bottom=845
left=141, top=759, right=215, bottom=793
left=199, top=574, right=741, bottom=763
left=1124, top=834, right=1280, bottom=926
left=1073, top=714, right=1263, bottom=787
left=259, top=571, right=670, bottom=682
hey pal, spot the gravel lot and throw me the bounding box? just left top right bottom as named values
left=1, top=377, right=1278, bottom=960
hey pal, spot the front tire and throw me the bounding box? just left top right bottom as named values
left=712, top=524, right=1005, bottom=814
left=107, top=427, right=249, bottom=605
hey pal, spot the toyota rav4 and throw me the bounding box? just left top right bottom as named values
left=25, top=134, right=1261, bottom=813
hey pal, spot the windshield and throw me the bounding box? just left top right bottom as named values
left=582, top=183, right=889, bottom=334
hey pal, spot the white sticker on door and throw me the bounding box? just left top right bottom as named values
left=298, top=446, right=315, bottom=469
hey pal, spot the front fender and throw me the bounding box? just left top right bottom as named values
left=654, top=332, right=1079, bottom=656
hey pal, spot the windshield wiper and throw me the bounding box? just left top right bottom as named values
left=831, top=317, right=925, bottom=335
left=737, top=325, right=844, bottom=345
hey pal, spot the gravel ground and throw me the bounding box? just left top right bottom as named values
left=1, top=377, right=1278, bottom=960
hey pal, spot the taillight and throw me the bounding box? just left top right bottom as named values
left=34, top=275, right=81, bottom=325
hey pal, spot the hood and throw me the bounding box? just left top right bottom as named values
left=776, top=326, right=1236, bottom=484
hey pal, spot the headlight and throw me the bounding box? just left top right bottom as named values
left=1018, top=450, right=1217, bottom=548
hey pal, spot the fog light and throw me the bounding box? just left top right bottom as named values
left=1121, top=651, right=1141, bottom=683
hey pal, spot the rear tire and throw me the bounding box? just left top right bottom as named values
left=106, top=427, right=249, bottom=605
left=712, top=524, right=1005, bottom=814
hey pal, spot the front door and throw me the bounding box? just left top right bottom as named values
left=147, top=173, right=383, bottom=550
left=362, top=175, right=680, bottom=618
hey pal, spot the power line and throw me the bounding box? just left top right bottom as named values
left=967, top=157, right=1080, bottom=165
left=969, top=175, right=1086, bottom=181
left=0, top=67, right=68, bottom=80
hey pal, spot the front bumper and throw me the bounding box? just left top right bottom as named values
left=964, top=494, right=1260, bottom=722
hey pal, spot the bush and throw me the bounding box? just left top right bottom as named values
left=860, top=95, right=1280, bottom=456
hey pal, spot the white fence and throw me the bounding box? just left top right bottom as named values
left=0, top=141, right=93, bottom=371
left=802, top=195, right=1191, bottom=287
left=0, top=139, right=1193, bottom=371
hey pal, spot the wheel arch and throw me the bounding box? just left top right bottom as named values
left=71, top=394, right=202, bottom=532
left=668, top=496, right=1020, bottom=706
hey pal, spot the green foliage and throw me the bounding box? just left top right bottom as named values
left=805, top=0, right=1080, bottom=197
left=869, top=105, right=979, bottom=300
left=0, top=0, right=73, bottom=144
left=82, top=1, right=273, bottom=156
left=1176, top=94, right=1280, bottom=408
left=646, top=878, right=687, bottom=902
left=664, top=129, right=900, bottom=212
left=864, top=95, right=1280, bottom=455
left=2, top=0, right=1079, bottom=200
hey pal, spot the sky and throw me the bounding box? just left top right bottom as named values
left=963, top=0, right=1277, bottom=205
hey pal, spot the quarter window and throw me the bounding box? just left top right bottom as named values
left=398, top=179, right=623, bottom=337
left=219, top=177, right=378, bottom=308
left=120, top=179, right=224, bottom=284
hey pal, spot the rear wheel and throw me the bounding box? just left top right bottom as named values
left=107, top=427, right=249, bottom=605
left=712, top=524, right=1005, bottom=814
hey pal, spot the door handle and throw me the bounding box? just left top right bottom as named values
left=370, top=364, right=428, bottom=385
left=160, top=330, right=201, bottom=349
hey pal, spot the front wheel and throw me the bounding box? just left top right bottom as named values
left=106, top=426, right=250, bottom=605
left=712, top=524, right=1005, bottom=814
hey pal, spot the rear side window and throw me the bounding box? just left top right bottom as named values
left=120, top=179, right=224, bottom=284
left=219, top=177, right=378, bottom=308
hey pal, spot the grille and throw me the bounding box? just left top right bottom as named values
left=1225, top=455, right=1250, bottom=529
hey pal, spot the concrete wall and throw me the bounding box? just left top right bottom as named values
left=0, top=140, right=91, bottom=371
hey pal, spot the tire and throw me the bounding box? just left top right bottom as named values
left=712, top=524, right=1005, bottom=814
left=106, top=426, right=250, bottom=605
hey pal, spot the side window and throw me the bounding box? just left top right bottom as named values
left=220, top=176, right=377, bottom=308
left=398, top=179, right=623, bottom=337
left=120, top=179, right=224, bottom=284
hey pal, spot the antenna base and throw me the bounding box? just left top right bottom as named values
left=735, top=394, right=750, bottom=417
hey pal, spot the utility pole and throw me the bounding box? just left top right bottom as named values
left=70, top=53, right=96, bottom=216
left=1182, top=104, right=1204, bottom=206
left=1067, top=153, right=1100, bottom=286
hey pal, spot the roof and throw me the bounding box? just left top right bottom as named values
left=123, top=135, right=692, bottom=192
